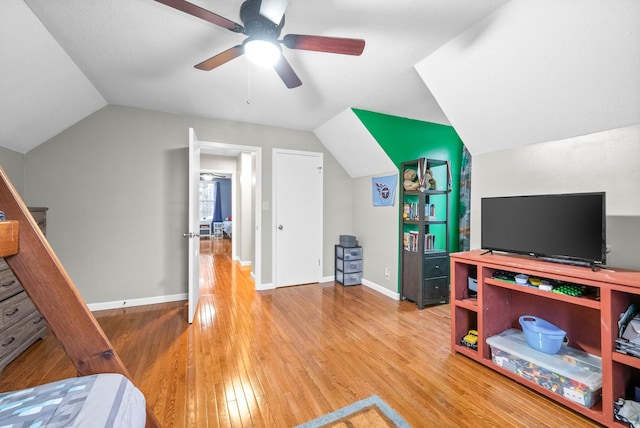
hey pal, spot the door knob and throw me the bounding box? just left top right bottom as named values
left=278, top=225, right=283, bottom=230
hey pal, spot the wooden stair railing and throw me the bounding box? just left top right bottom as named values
left=0, top=167, right=161, bottom=428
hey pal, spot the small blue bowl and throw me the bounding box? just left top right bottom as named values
left=519, top=315, right=567, bottom=354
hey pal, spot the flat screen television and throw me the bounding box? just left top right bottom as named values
left=481, top=192, right=606, bottom=267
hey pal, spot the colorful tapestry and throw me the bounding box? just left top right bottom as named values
left=459, top=145, right=472, bottom=251
left=372, top=175, right=397, bottom=207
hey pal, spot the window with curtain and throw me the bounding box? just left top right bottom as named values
left=199, top=180, right=216, bottom=219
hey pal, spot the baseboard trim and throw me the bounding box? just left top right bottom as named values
left=237, top=259, right=252, bottom=267
left=87, top=293, right=188, bottom=312
left=320, top=275, right=334, bottom=283
left=325, top=276, right=400, bottom=300
left=361, top=279, right=400, bottom=300
left=256, top=282, right=274, bottom=291
left=86, top=278, right=399, bottom=311
left=87, top=276, right=400, bottom=312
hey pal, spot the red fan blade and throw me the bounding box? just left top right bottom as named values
left=195, top=45, right=244, bottom=71
left=155, top=0, right=244, bottom=33
left=283, top=34, right=365, bottom=56
left=273, top=55, right=302, bottom=88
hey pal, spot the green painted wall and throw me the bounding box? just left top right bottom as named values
left=352, top=109, right=464, bottom=254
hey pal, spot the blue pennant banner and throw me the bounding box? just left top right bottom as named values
left=372, top=174, right=397, bottom=207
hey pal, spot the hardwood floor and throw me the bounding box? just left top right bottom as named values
left=0, top=237, right=602, bottom=427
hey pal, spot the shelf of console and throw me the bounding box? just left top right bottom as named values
left=486, top=358, right=607, bottom=425
left=485, top=277, right=601, bottom=309
left=456, top=250, right=640, bottom=288
left=454, top=299, right=478, bottom=311
left=612, top=351, right=640, bottom=370
left=450, top=250, right=640, bottom=427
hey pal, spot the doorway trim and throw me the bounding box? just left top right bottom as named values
left=196, top=140, right=262, bottom=289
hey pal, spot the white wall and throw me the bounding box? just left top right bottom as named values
left=239, top=152, right=254, bottom=266
left=352, top=171, right=400, bottom=294
left=200, top=154, right=237, bottom=172
left=22, top=105, right=352, bottom=304
left=0, top=146, right=25, bottom=195
left=471, top=124, right=640, bottom=269
left=321, top=148, right=355, bottom=279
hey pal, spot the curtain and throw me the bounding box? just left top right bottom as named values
left=459, top=145, right=472, bottom=251
left=212, top=181, right=223, bottom=223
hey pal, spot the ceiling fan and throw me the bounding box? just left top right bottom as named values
left=155, top=0, right=366, bottom=88
left=200, top=172, right=229, bottom=180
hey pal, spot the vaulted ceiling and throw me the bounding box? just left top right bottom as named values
left=1, top=0, right=638, bottom=178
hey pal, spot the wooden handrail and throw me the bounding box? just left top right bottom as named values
left=0, top=167, right=160, bottom=428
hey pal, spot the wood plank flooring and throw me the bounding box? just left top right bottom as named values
left=0, top=238, right=602, bottom=427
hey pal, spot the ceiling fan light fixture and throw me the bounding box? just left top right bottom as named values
left=244, top=38, right=281, bottom=67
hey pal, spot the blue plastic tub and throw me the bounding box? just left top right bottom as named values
left=519, top=315, right=567, bottom=354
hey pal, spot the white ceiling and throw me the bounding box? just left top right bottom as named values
left=416, top=0, right=640, bottom=155
left=1, top=0, right=638, bottom=175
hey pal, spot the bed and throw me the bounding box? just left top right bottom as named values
left=0, top=373, right=146, bottom=427
left=222, top=219, right=232, bottom=237
left=200, top=216, right=232, bottom=238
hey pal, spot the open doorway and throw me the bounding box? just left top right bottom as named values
left=195, top=141, right=262, bottom=288
left=198, top=169, right=233, bottom=258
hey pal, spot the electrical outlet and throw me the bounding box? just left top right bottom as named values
left=384, top=267, right=390, bottom=280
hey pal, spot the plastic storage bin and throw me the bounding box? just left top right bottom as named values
left=519, top=315, right=567, bottom=354
left=339, top=235, right=357, bottom=247
left=335, top=271, right=362, bottom=286
left=335, top=246, right=362, bottom=261
left=336, top=259, right=362, bottom=273
left=486, top=329, right=602, bottom=408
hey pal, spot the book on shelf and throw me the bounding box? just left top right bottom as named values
left=424, top=233, right=436, bottom=252
left=403, top=203, right=410, bottom=220
left=425, top=204, right=437, bottom=221
left=403, top=202, right=422, bottom=221
left=404, top=231, right=420, bottom=252
left=404, top=231, right=438, bottom=253
left=403, top=202, right=438, bottom=222
left=410, top=231, right=419, bottom=252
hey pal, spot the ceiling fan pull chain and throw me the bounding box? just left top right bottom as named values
left=246, top=61, right=252, bottom=105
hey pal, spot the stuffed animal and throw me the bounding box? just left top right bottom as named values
left=425, top=169, right=437, bottom=190
left=403, top=169, right=420, bottom=191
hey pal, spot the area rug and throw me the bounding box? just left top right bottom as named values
left=295, top=395, right=411, bottom=428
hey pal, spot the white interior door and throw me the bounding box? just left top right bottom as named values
left=274, top=150, right=323, bottom=287
left=187, top=128, right=201, bottom=323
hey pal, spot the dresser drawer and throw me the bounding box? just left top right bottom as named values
left=0, top=311, right=46, bottom=371
left=423, top=256, right=449, bottom=278
left=0, top=263, right=23, bottom=302
left=28, top=207, right=48, bottom=236
left=423, top=277, right=449, bottom=300
left=336, top=259, right=362, bottom=273
left=0, top=292, right=36, bottom=331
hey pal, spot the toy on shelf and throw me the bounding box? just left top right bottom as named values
left=461, top=330, right=478, bottom=350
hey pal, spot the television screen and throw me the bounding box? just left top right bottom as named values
left=481, top=192, right=606, bottom=265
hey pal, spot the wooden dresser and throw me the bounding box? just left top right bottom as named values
left=0, top=207, right=47, bottom=373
